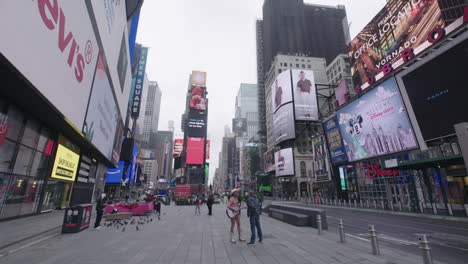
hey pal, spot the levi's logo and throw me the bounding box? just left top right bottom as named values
left=38, top=0, right=93, bottom=83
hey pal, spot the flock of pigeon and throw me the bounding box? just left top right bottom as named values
left=104, top=213, right=165, bottom=232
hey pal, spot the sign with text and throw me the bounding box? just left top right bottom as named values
left=187, top=110, right=206, bottom=137
left=186, top=137, right=205, bottom=165
left=51, top=136, right=80, bottom=182
left=131, top=47, right=148, bottom=118
left=323, top=115, right=348, bottom=164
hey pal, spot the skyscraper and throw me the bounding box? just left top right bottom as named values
left=142, top=81, right=162, bottom=146
left=235, top=83, right=259, bottom=140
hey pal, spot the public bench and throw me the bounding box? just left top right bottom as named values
left=267, top=203, right=328, bottom=229
left=104, top=212, right=132, bottom=221
left=269, top=208, right=308, bottom=226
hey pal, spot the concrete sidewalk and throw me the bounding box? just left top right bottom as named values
left=0, top=203, right=444, bottom=264
left=0, top=210, right=64, bottom=250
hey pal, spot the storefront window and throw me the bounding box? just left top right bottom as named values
left=21, top=119, right=40, bottom=149
left=5, top=105, right=24, bottom=141
left=30, top=151, right=50, bottom=178
left=41, top=181, right=71, bottom=211
left=0, top=175, right=43, bottom=219
left=13, top=145, right=35, bottom=176
left=0, top=139, right=16, bottom=173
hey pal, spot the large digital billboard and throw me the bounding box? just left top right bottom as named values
left=323, top=115, right=348, bottom=164
left=264, top=148, right=275, bottom=172
left=0, top=1, right=99, bottom=130
left=186, top=137, right=205, bottom=165
left=291, top=69, right=318, bottom=121
left=187, top=110, right=206, bottom=137
left=335, top=80, right=349, bottom=107
left=272, top=102, right=296, bottom=145
left=312, top=136, right=331, bottom=182
left=337, top=77, right=418, bottom=162
left=83, top=55, right=121, bottom=165
left=271, top=70, right=293, bottom=113
left=191, top=71, right=207, bottom=86
left=232, top=118, right=247, bottom=134
left=349, top=0, right=460, bottom=89
left=88, top=0, right=131, bottom=119
left=275, top=148, right=294, bottom=177
left=400, top=37, right=468, bottom=141
left=189, top=86, right=207, bottom=110
left=173, top=139, right=183, bottom=158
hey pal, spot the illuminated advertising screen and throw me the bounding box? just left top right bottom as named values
left=51, top=136, right=80, bottom=182
left=323, top=115, right=348, bottom=164
left=232, top=118, right=247, bottom=134
left=275, top=148, right=294, bottom=177
left=271, top=70, right=293, bottom=114
left=291, top=69, right=318, bottom=121
left=348, top=0, right=463, bottom=89
left=335, top=80, right=349, bottom=107
left=83, top=55, right=121, bottom=165
left=272, top=102, right=295, bottom=145
left=187, top=110, right=206, bottom=137
left=401, top=37, right=468, bottom=141
left=312, top=136, right=331, bottom=182
left=189, top=86, right=207, bottom=110
left=191, top=71, right=207, bottom=86
left=205, top=140, right=210, bottom=160
left=173, top=139, right=184, bottom=157
left=130, top=47, right=148, bottom=118
left=264, top=148, right=275, bottom=172
left=0, top=1, right=99, bottom=130
left=337, top=78, right=418, bottom=162
left=186, top=137, right=205, bottom=165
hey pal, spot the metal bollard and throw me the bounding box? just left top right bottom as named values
left=447, top=203, right=453, bottom=216
left=317, top=215, right=322, bottom=235
left=339, top=219, right=346, bottom=243
left=390, top=202, right=394, bottom=211
left=398, top=201, right=402, bottom=211
left=368, top=225, right=380, bottom=255
left=464, top=204, right=468, bottom=217
left=381, top=200, right=385, bottom=210
left=373, top=200, right=377, bottom=209
left=367, top=200, right=370, bottom=208
left=354, top=200, right=357, bottom=207
left=418, top=234, right=433, bottom=264
left=360, top=200, right=363, bottom=208
left=432, top=203, right=438, bottom=215
left=419, top=202, right=424, bottom=214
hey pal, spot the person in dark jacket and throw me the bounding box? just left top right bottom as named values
left=207, top=194, right=214, bottom=215
left=246, top=191, right=263, bottom=244
left=94, top=193, right=107, bottom=229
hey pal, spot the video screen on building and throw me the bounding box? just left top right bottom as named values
left=272, top=102, right=295, bottom=145
left=401, top=38, right=468, bottom=141
left=323, top=115, right=348, bottom=164
left=336, top=77, right=418, bottom=162
left=271, top=70, right=293, bottom=113
left=264, top=148, right=275, bottom=172
left=189, top=86, right=207, bottom=110
left=187, top=110, right=206, bottom=137
left=275, top=148, right=294, bottom=177
left=291, top=69, right=318, bottom=121
left=186, top=137, right=205, bottom=165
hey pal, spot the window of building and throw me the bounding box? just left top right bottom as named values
left=278, top=69, right=282, bottom=73
left=302, top=64, right=305, bottom=68
left=296, top=64, right=299, bottom=68
left=308, top=65, right=311, bottom=69
left=290, top=63, right=292, bottom=67
left=300, top=161, right=306, bottom=177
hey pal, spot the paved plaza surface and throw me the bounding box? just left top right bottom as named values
left=0, top=203, right=443, bottom=264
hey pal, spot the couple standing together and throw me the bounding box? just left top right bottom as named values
left=227, top=189, right=263, bottom=245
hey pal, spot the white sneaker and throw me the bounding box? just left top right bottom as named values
left=95, top=226, right=101, bottom=230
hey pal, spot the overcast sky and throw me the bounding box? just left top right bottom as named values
left=136, top=0, right=387, bottom=184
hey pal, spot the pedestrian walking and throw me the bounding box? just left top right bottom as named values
left=207, top=194, right=214, bottom=215
left=94, top=193, right=107, bottom=229
left=154, top=198, right=161, bottom=219
left=194, top=197, right=201, bottom=214
left=227, top=189, right=246, bottom=243
left=246, top=191, right=263, bottom=244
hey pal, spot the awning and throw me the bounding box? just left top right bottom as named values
left=394, top=154, right=464, bottom=170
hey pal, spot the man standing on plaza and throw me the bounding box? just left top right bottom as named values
left=246, top=191, right=263, bottom=244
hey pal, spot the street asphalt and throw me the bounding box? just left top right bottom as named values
left=281, top=201, right=468, bottom=264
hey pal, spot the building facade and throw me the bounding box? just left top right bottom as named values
left=235, top=83, right=259, bottom=140
left=141, top=81, right=162, bottom=145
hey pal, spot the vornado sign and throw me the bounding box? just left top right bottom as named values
left=0, top=0, right=99, bottom=130
left=349, top=0, right=467, bottom=91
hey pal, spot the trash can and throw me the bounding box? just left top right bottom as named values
left=62, top=204, right=93, bottom=233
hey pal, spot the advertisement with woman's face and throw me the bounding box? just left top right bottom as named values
left=275, top=148, right=294, bottom=177
left=189, top=86, right=206, bottom=110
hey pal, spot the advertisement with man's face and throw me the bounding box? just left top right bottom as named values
left=232, top=118, right=247, bottom=134
left=83, top=55, right=120, bottom=165
left=189, top=86, right=207, bottom=110
left=323, top=116, right=348, bottom=164
left=349, top=0, right=445, bottom=88
left=0, top=1, right=99, bottom=130
left=271, top=70, right=293, bottom=113
left=272, top=103, right=295, bottom=145
left=291, top=69, right=318, bottom=120
left=337, top=78, right=418, bottom=162
left=312, top=136, right=331, bottom=182
left=275, top=148, right=294, bottom=177
left=186, top=137, right=205, bottom=165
